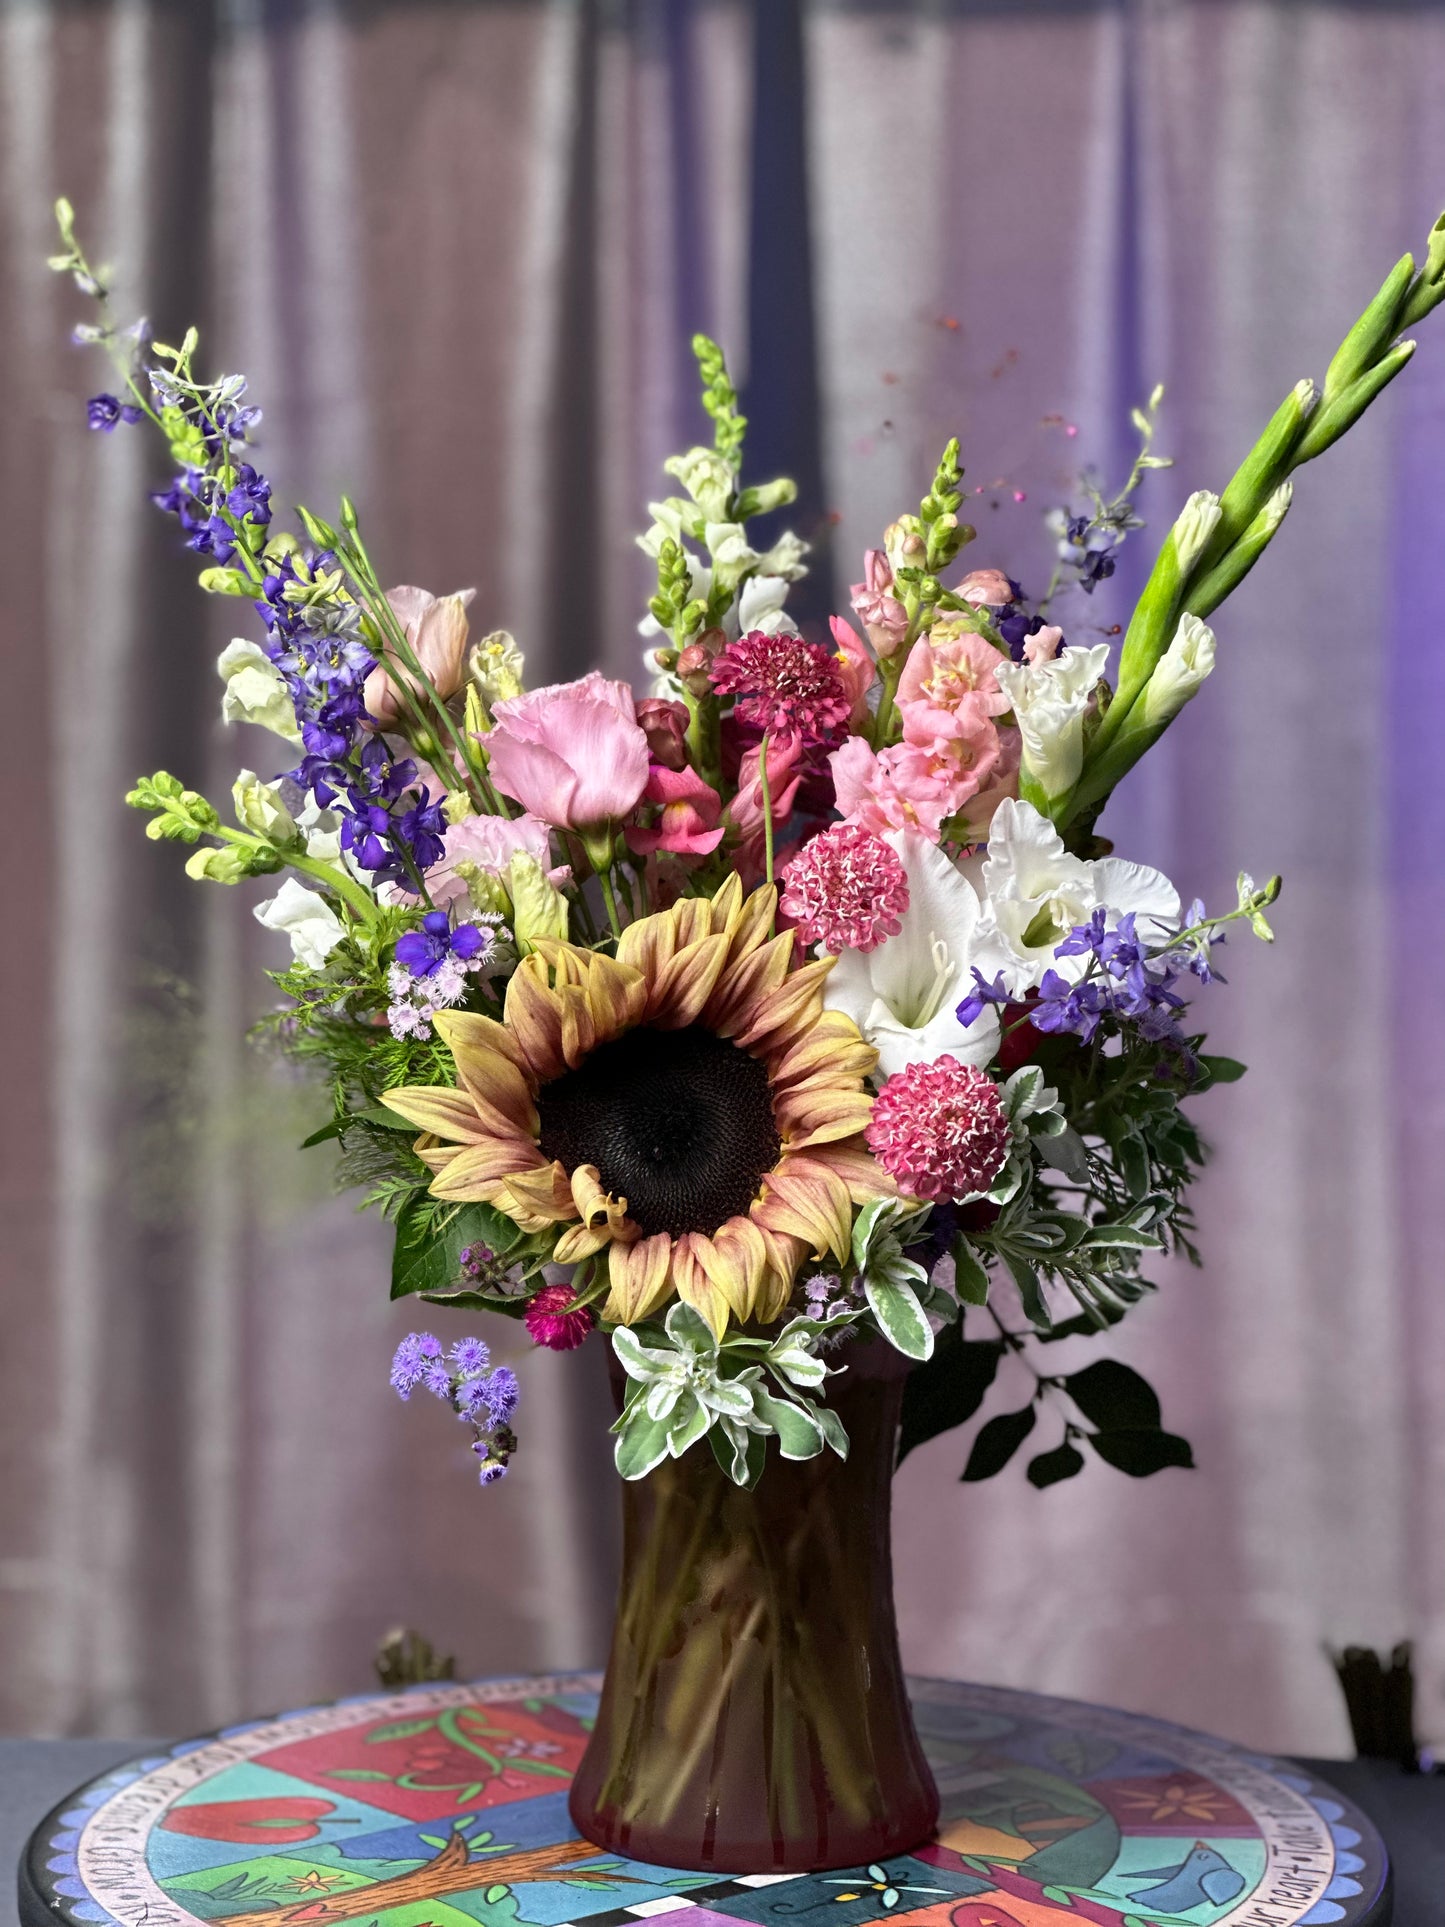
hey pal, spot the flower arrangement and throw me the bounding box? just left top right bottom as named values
left=54, top=198, right=1445, bottom=1496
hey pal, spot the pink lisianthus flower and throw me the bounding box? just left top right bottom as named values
left=410, top=811, right=569, bottom=907
left=625, top=765, right=726, bottom=857
left=955, top=567, right=1016, bottom=610
left=364, top=585, right=475, bottom=726
left=828, top=616, right=877, bottom=730
left=487, top=671, right=651, bottom=834
left=850, top=550, right=911, bottom=658
left=897, top=629, right=1011, bottom=745
left=830, top=729, right=1001, bottom=842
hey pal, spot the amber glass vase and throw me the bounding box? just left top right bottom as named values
left=568, top=1339, right=938, bottom=1873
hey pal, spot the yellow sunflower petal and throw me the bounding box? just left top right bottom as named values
left=753, top=1225, right=807, bottom=1323
left=651, top=933, right=731, bottom=1029
left=505, top=957, right=568, bottom=1083
left=569, top=1164, right=639, bottom=1238
left=704, top=930, right=795, bottom=1036
left=731, top=957, right=835, bottom=1052
left=708, top=871, right=744, bottom=936
left=604, top=1233, right=675, bottom=1324
left=774, top=1086, right=877, bottom=1150
left=803, top=1134, right=897, bottom=1204
left=558, top=982, right=599, bottom=1069
left=707, top=1214, right=771, bottom=1323
left=585, top=952, right=648, bottom=1037
left=616, top=908, right=678, bottom=989
left=433, top=1010, right=532, bottom=1080
left=671, top=1233, right=733, bottom=1339
left=766, top=1009, right=878, bottom=1090
left=490, top=1159, right=578, bottom=1229
left=428, top=1141, right=550, bottom=1201
left=752, top=1154, right=854, bottom=1262
left=451, top=1047, right=541, bottom=1141
left=380, top=1086, right=486, bottom=1143
left=725, top=882, right=777, bottom=963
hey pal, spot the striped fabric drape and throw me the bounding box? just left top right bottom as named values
left=3, top=0, right=1443, bottom=1755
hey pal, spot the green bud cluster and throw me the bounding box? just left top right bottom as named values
left=126, top=770, right=221, bottom=843
left=693, top=333, right=747, bottom=466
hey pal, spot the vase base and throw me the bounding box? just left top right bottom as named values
left=567, top=1782, right=940, bottom=1876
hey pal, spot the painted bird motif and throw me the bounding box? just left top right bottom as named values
left=1125, top=1841, right=1246, bottom=1913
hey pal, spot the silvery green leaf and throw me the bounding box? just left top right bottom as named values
left=710, top=1416, right=758, bottom=1487
left=667, top=1396, right=711, bottom=1458
left=753, top=1390, right=825, bottom=1461
left=645, top=1378, right=685, bottom=1423
left=1029, top=1109, right=1067, bottom=1139
left=614, top=1409, right=673, bottom=1481
left=1042, top=1126, right=1090, bottom=1182
left=814, top=1407, right=850, bottom=1460
left=952, top=1241, right=991, bottom=1306
left=1084, top=1224, right=1164, bottom=1250
left=612, top=1327, right=674, bottom=1382
left=699, top=1374, right=756, bottom=1420
left=1005, top=1253, right=1051, bottom=1330
left=664, top=1301, right=717, bottom=1354
left=872, top=1237, right=929, bottom=1295
left=765, top=1340, right=827, bottom=1390
left=850, top=1196, right=928, bottom=1274
left=865, top=1273, right=934, bottom=1361
left=1003, top=1065, right=1045, bottom=1117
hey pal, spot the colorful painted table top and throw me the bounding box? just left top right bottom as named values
left=20, top=1674, right=1388, bottom=1927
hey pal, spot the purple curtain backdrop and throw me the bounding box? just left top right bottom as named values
left=3, top=0, right=1444, bottom=1756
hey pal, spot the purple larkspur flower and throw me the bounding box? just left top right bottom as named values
left=396, top=911, right=488, bottom=979
left=87, top=392, right=141, bottom=432
left=957, top=968, right=1011, bottom=1028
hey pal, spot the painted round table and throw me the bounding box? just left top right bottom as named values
left=20, top=1674, right=1389, bottom=1927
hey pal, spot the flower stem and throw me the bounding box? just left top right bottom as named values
left=758, top=731, right=775, bottom=888
left=598, top=867, right=624, bottom=941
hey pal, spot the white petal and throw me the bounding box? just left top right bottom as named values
left=1091, top=857, right=1181, bottom=941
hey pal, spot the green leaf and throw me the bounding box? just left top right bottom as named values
left=1005, top=1252, right=1051, bottom=1330
left=1083, top=1223, right=1163, bottom=1251
left=486, top=1884, right=512, bottom=1903
left=1027, top=1442, right=1086, bottom=1489
left=815, top=1406, right=849, bottom=1459
left=1088, top=1428, right=1195, bottom=1476
left=299, top=1119, right=343, bottom=1148
left=961, top=1403, right=1036, bottom=1482
left=897, top=1325, right=1003, bottom=1466
left=1041, top=1889, right=1073, bottom=1907
left=865, top=1271, right=934, bottom=1360
left=753, top=1390, right=825, bottom=1461
left=390, top=1196, right=515, bottom=1302
left=952, top=1239, right=991, bottom=1305
left=615, top=1409, right=674, bottom=1481
left=1118, top=1134, right=1151, bottom=1198
left=1064, top=1359, right=1162, bottom=1431
left=1197, top=1053, right=1247, bottom=1084
left=420, top=1833, right=449, bottom=1849
left=324, top=1768, right=394, bottom=1781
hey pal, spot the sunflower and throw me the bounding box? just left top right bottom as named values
left=381, top=875, right=893, bottom=1336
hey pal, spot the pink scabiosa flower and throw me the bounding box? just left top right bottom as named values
left=850, top=550, right=911, bottom=658
left=626, top=765, right=726, bottom=858
left=865, top=1057, right=1012, bottom=1202
left=524, top=1284, right=596, bottom=1351
left=780, top=823, right=909, bottom=953
left=709, top=631, right=852, bottom=745
left=487, top=672, right=651, bottom=837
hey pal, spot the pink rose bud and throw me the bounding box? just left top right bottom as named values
left=956, top=568, right=1015, bottom=609
left=636, top=697, right=691, bottom=770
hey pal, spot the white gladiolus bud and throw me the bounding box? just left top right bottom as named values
left=232, top=769, right=298, bottom=845
left=994, top=642, right=1111, bottom=804
left=1171, top=490, right=1222, bottom=576
left=1258, top=479, right=1293, bottom=533
left=1141, top=615, right=1216, bottom=727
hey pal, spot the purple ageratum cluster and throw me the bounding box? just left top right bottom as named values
left=391, top=1332, right=519, bottom=1485
left=386, top=912, right=500, bottom=1040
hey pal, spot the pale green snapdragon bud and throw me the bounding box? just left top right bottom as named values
left=509, top=852, right=569, bottom=947
left=233, top=769, right=299, bottom=845
left=1141, top=614, right=1216, bottom=728
left=469, top=629, right=525, bottom=705
left=1171, top=490, right=1222, bottom=577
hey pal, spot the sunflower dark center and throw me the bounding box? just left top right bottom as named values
left=535, top=1025, right=781, bottom=1239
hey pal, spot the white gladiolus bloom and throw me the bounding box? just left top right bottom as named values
left=1141, top=613, right=1216, bottom=727
left=994, top=642, right=1110, bottom=805
left=217, top=639, right=302, bottom=745
left=824, top=831, right=1000, bottom=1079
left=972, top=799, right=1181, bottom=994
left=254, top=878, right=346, bottom=969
